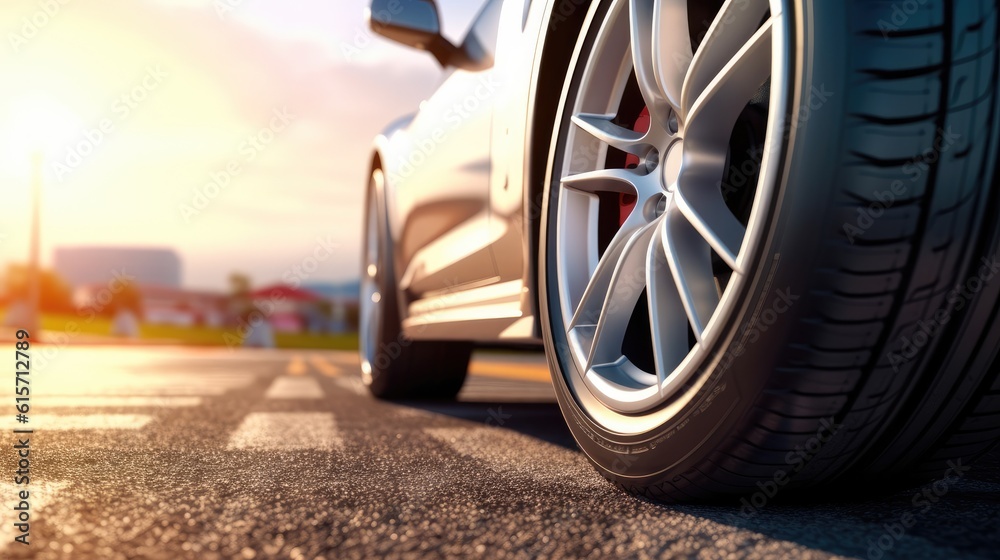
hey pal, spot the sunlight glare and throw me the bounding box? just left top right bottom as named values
left=0, top=95, right=82, bottom=177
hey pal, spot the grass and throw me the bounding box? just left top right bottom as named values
left=35, top=311, right=359, bottom=350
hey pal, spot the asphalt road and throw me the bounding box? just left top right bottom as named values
left=1, top=346, right=998, bottom=560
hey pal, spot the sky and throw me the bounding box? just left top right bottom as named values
left=0, top=0, right=485, bottom=291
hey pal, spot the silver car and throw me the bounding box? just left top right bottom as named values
left=362, top=0, right=1000, bottom=501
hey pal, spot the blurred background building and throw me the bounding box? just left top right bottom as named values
left=54, top=246, right=182, bottom=288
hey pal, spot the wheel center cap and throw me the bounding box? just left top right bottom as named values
left=661, top=140, right=683, bottom=192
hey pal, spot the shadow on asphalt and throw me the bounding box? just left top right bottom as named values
left=676, top=450, right=1000, bottom=559
left=382, top=361, right=1000, bottom=560
left=396, top=400, right=578, bottom=451
left=399, top=395, right=1000, bottom=559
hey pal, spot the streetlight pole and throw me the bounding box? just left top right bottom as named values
left=25, top=150, right=42, bottom=334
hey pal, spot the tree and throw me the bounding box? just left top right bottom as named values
left=3, top=264, right=75, bottom=314
left=227, top=272, right=257, bottom=327
left=228, top=273, right=251, bottom=298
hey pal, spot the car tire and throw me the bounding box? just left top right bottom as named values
left=360, top=168, right=472, bottom=400
left=539, top=0, right=1000, bottom=501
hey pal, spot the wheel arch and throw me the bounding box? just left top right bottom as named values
left=365, top=147, right=412, bottom=330
left=522, top=0, right=596, bottom=333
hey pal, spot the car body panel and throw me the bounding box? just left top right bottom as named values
left=371, top=0, right=557, bottom=344
left=379, top=68, right=498, bottom=294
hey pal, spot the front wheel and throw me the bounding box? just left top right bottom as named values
left=539, top=0, right=1000, bottom=501
left=360, top=168, right=472, bottom=400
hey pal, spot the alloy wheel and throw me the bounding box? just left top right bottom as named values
left=551, top=0, right=790, bottom=430
left=360, top=170, right=385, bottom=385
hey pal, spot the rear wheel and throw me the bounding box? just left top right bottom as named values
left=539, top=0, right=1000, bottom=500
left=360, top=169, right=472, bottom=400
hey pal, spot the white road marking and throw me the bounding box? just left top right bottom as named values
left=264, top=377, right=325, bottom=400
left=391, top=407, right=437, bottom=419
left=425, top=427, right=607, bottom=490
left=227, top=412, right=341, bottom=451
left=35, top=396, right=202, bottom=408
left=36, top=385, right=233, bottom=397
left=332, top=376, right=367, bottom=396
left=5, top=415, right=153, bottom=430
left=34, top=373, right=256, bottom=397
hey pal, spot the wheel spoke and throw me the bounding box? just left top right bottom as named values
left=685, top=19, right=773, bottom=149
left=645, top=222, right=689, bottom=390
left=584, top=223, right=657, bottom=372
left=662, top=206, right=720, bottom=341
left=673, top=172, right=746, bottom=272
left=671, top=17, right=770, bottom=274
left=629, top=0, right=689, bottom=117
left=562, top=167, right=642, bottom=195
left=572, top=113, right=649, bottom=156
left=569, top=210, right=647, bottom=329
left=681, top=0, right=771, bottom=115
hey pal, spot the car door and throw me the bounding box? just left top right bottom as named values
left=487, top=0, right=537, bottom=286
left=392, top=0, right=505, bottom=298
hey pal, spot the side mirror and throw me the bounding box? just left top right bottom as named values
left=368, top=0, right=456, bottom=67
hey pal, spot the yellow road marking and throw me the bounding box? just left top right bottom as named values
left=310, top=355, right=343, bottom=377
left=286, top=355, right=308, bottom=376
left=468, top=361, right=551, bottom=383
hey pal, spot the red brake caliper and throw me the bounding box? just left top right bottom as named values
left=620, top=107, right=650, bottom=225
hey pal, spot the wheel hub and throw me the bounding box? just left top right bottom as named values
left=660, top=140, right=683, bottom=193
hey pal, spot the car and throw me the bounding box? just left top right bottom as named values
left=361, top=0, right=1000, bottom=501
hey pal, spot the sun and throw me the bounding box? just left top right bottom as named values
left=0, top=95, right=83, bottom=177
